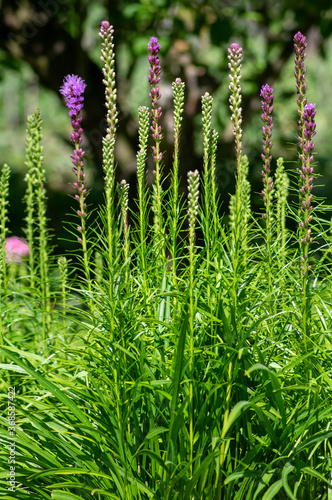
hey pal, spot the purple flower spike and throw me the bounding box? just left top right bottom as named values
left=60, top=74, right=86, bottom=149
left=294, top=32, right=307, bottom=158
left=260, top=84, right=274, bottom=209
left=299, top=102, right=316, bottom=274
left=148, top=36, right=163, bottom=161
left=60, top=74, right=86, bottom=118
left=60, top=74, right=88, bottom=240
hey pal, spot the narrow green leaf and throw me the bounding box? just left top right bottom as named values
left=224, top=470, right=260, bottom=484
left=262, top=479, right=283, bottom=500
left=90, top=490, right=121, bottom=499
left=135, top=448, right=169, bottom=473
left=145, top=426, right=168, bottom=440
left=51, top=492, right=84, bottom=500
left=0, top=363, right=27, bottom=373
left=281, top=462, right=296, bottom=500
left=253, top=472, right=274, bottom=500
left=302, top=466, right=331, bottom=484
left=221, top=400, right=250, bottom=438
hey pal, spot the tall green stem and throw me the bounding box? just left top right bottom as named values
left=187, top=169, right=200, bottom=477
left=0, top=163, right=10, bottom=345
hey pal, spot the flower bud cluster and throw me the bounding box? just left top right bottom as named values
left=202, top=92, right=213, bottom=158
left=172, top=78, right=185, bottom=133
left=294, top=32, right=307, bottom=115
left=260, top=84, right=274, bottom=207
left=228, top=43, right=243, bottom=159
left=137, top=106, right=150, bottom=186
left=187, top=170, right=200, bottom=244
left=119, top=179, right=130, bottom=236
left=99, top=21, right=118, bottom=137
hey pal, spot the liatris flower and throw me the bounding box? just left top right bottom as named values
left=171, top=77, right=185, bottom=194
left=137, top=106, right=150, bottom=187
left=99, top=21, right=118, bottom=307
left=60, top=74, right=87, bottom=241
left=0, top=163, right=10, bottom=244
left=119, top=179, right=130, bottom=236
left=148, top=36, right=163, bottom=162
left=5, top=236, right=29, bottom=263
left=60, top=74, right=87, bottom=121
left=260, top=84, right=274, bottom=212
left=228, top=43, right=243, bottom=160
left=187, top=170, right=200, bottom=246
left=60, top=74, right=94, bottom=316
left=59, top=74, right=86, bottom=155
left=119, top=179, right=130, bottom=272
left=170, top=78, right=185, bottom=281
left=136, top=106, right=150, bottom=288
left=148, top=36, right=165, bottom=254
left=0, top=164, right=10, bottom=294
left=201, top=92, right=213, bottom=205
left=299, top=103, right=316, bottom=274
left=299, top=103, right=316, bottom=338
left=294, top=32, right=307, bottom=143
left=202, top=92, right=213, bottom=166
left=172, top=78, right=185, bottom=143
left=99, top=21, right=118, bottom=139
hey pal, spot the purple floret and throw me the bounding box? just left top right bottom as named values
left=148, top=37, right=161, bottom=54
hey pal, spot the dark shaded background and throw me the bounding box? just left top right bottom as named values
left=1, top=0, right=332, bottom=253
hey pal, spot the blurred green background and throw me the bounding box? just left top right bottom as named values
left=1, top=0, right=332, bottom=253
